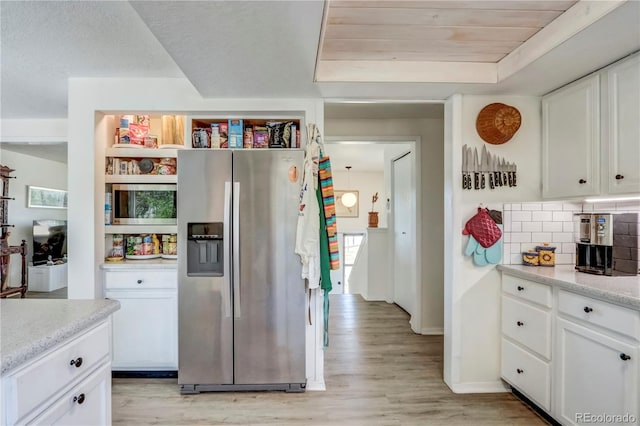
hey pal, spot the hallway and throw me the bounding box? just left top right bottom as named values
left=112, top=294, right=544, bottom=425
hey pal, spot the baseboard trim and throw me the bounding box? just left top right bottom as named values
left=447, top=380, right=510, bottom=394
left=305, top=379, right=326, bottom=391
left=421, top=327, right=444, bottom=335
left=112, top=370, right=177, bottom=379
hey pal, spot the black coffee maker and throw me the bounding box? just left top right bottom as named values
left=575, top=214, right=614, bottom=275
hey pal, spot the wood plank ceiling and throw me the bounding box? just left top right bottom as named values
left=317, top=0, right=578, bottom=79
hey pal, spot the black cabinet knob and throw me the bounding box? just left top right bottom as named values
left=517, top=321, right=524, bottom=327
left=73, top=393, right=86, bottom=405
left=517, top=286, right=524, bottom=291
left=584, top=306, right=593, bottom=313
left=579, top=179, right=587, bottom=184
left=615, top=174, right=624, bottom=180
left=620, top=353, right=631, bottom=361
left=137, top=279, right=143, bottom=284
left=69, top=357, right=83, bottom=368
left=517, top=368, right=524, bottom=374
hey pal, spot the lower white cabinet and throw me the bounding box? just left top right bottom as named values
left=556, top=317, right=638, bottom=425
left=2, top=320, right=112, bottom=426
left=104, top=268, right=178, bottom=370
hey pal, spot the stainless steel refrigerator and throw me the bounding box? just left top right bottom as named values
left=177, top=149, right=306, bottom=393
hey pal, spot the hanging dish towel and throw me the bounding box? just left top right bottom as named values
left=318, top=156, right=340, bottom=270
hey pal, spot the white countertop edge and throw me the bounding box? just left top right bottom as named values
left=497, top=265, right=640, bottom=311
left=100, top=259, right=177, bottom=270
left=1, top=299, right=121, bottom=375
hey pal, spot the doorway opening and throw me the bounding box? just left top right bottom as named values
left=343, top=233, right=364, bottom=293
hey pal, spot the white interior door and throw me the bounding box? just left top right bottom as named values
left=392, top=152, right=416, bottom=315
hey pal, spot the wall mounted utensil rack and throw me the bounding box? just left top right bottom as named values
left=462, top=144, right=518, bottom=190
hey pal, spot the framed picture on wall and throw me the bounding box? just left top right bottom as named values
left=334, top=190, right=359, bottom=217
left=27, top=186, right=68, bottom=209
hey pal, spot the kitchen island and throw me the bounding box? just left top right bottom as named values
left=1, top=299, right=120, bottom=425
left=498, top=264, right=639, bottom=426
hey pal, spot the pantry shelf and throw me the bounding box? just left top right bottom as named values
left=105, top=225, right=177, bottom=235
left=105, top=175, right=177, bottom=184
left=106, top=147, right=179, bottom=158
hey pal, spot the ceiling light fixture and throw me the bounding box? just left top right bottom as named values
left=342, top=166, right=357, bottom=208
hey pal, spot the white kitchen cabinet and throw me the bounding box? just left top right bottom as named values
left=501, top=275, right=553, bottom=411
left=2, top=320, right=112, bottom=426
left=556, top=317, right=638, bottom=426
left=542, top=74, right=600, bottom=199
left=605, top=54, right=640, bottom=195
left=104, top=269, right=178, bottom=370
left=542, top=52, right=640, bottom=199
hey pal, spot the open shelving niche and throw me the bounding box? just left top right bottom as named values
left=99, top=112, right=305, bottom=265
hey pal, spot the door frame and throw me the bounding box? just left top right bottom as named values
left=324, top=136, right=422, bottom=333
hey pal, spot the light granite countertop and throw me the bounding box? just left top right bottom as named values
left=498, top=264, right=640, bottom=310
left=100, top=259, right=177, bottom=270
left=1, top=299, right=120, bottom=375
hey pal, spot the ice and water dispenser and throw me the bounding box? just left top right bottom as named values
left=186, top=222, right=224, bottom=276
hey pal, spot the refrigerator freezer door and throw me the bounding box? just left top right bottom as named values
left=232, top=150, right=306, bottom=386
left=177, top=150, right=233, bottom=386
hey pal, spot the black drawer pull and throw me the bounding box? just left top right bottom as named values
left=620, top=353, right=631, bottom=361
left=579, top=179, right=587, bottom=184
left=70, top=357, right=83, bottom=368
left=615, top=174, right=624, bottom=180
left=516, top=368, right=524, bottom=374
left=517, top=286, right=524, bottom=291
left=73, top=393, right=86, bottom=405
left=517, top=321, right=524, bottom=327
left=137, top=279, right=143, bottom=284
left=584, top=306, right=593, bottom=313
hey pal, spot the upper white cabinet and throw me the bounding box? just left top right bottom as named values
left=605, top=55, right=640, bottom=195
left=542, top=75, right=600, bottom=199
left=542, top=52, right=640, bottom=199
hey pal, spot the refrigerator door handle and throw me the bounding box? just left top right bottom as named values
left=223, top=181, right=232, bottom=318
left=233, top=181, right=241, bottom=318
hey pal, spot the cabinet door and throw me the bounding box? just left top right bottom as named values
left=105, top=290, right=178, bottom=370
left=556, top=318, right=638, bottom=425
left=29, top=363, right=111, bottom=426
left=606, top=54, right=640, bottom=195
left=543, top=75, right=600, bottom=199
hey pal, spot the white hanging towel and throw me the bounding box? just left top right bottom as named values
left=295, top=124, right=321, bottom=289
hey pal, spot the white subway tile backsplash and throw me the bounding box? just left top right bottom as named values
left=591, top=202, right=617, bottom=211
left=512, top=222, right=522, bottom=232
left=543, top=203, right=564, bottom=211
left=511, top=204, right=522, bottom=211
left=512, top=211, right=532, bottom=222
left=503, top=211, right=512, bottom=231
left=504, top=233, right=511, bottom=243
left=563, top=221, right=575, bottom=232
left=532, top=232, right=552, bottom=243
left=552, top=211, right=573, bottom=222
left=511, top=243, right=522, bottom=253
left=522, top=222, right=542, bottom=232
left=553, top=232, right=574, bottom=243
left=616, top=201, right=640, bottom=211
left=533, top=211, right=553, bottom=221
left=555, top=253, right=574, bottom=264
left=504, top=204, right=512, bottom=211
left=510, top=254, right=523, bottom=264
left=563, top=203, right=583, bottom=211
left=522, top=203, right=542, bottom=211
left=543, top=222, right=563, bottom=232
left=562, top=243, right=576, bottom=254
left=511, top=233, right=532, bottom=243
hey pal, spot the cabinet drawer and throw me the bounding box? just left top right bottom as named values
left=5, top=321, right=109, bottom=424
left=27, top=362, right=111, bottom=426
left=502, top=274, right=552, bottom=308
left=502, top=296, right=552, bottom=359
left=558, top=290, right=640, bottom=340
left=502, top=338, right=551, bottom=412
left=104, top=270, right=177, bottom=290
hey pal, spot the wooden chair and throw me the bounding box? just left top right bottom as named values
left=0, top=240, right=28, bottom=298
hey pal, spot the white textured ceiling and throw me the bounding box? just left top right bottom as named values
left=325, top=102, right=444, bottom=119
left=324, top=142, right=412, bottom=172
left=0, top=1, right=638, bottom=119
left=129, top=0, right=324, bottom=98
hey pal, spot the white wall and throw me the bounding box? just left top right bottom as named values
left=325, top=117, right=445, bottom=334
left=332, top=170, right=385, bottom=232
left=445, top=95, right=542, bottom=392
left=0, top=149, right=67, bottom=285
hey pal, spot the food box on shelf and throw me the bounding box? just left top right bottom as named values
left=228, top=119, right=243, bottom=148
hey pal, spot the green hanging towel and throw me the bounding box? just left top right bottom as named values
left=316, top=184, right=332, bottom=348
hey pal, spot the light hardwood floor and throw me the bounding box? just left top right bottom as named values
left=112, top=294, right=546, bottom=425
